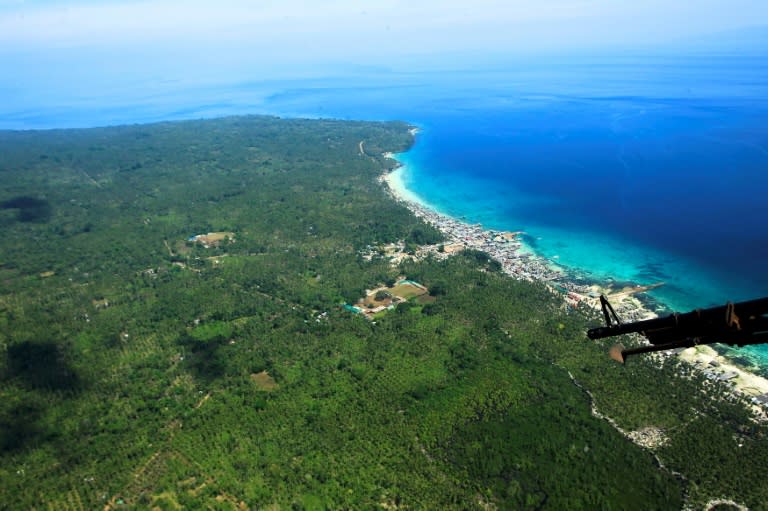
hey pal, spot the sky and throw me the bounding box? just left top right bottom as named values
left=2, top=0, right=767, bottom=59
left=0, top=0, right=767, bottom=116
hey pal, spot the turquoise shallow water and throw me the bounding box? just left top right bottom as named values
left=396, top=127, right=768, bottom=369
left=397, top=139, right=759, bottom=313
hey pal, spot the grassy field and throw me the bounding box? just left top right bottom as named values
left=390, top=281, right=428, bottom=300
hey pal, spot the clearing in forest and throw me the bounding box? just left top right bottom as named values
left=251, top=370, right=279, bottom=391
left=389, top=280, right=428, bottom=300
left=350, top=278, right=430, bottom=318
left=187, top=232, right=235, bottom=248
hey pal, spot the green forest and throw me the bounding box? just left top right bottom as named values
left=0, top=116, right=766, bottom=510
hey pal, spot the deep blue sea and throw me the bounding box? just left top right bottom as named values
left=2, top=54, right=767, bottom=366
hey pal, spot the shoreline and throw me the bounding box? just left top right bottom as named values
left=380, top=149, right=768, bottom=414
left=381, top=161, right=652, bottom=321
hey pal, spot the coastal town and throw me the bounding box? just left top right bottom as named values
left=379, top=170, right=654, bottom=322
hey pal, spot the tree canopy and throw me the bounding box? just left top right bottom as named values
left=0, top=116, right=765, bottom=510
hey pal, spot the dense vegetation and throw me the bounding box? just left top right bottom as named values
left=0, top=116, right=766, bottom=510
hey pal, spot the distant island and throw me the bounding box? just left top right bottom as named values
left=1, top=116, right=766, bottom=510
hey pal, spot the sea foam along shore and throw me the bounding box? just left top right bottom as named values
left=380, top=149, right=768, bottom=417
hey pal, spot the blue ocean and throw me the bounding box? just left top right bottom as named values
left=2, top=54, right=767, bottom=365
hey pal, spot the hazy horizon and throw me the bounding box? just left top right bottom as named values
left=2, top=1, right=768, bottom=96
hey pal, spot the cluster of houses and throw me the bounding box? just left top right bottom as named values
left=404, top=203, right=563, bottom=282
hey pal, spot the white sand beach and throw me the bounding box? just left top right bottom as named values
left=382, top=165, right=431, bottom=209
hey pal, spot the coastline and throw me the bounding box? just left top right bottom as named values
left=380, top=148, right=768, bottom=415
left=380, top=158, right=652, bottom=320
